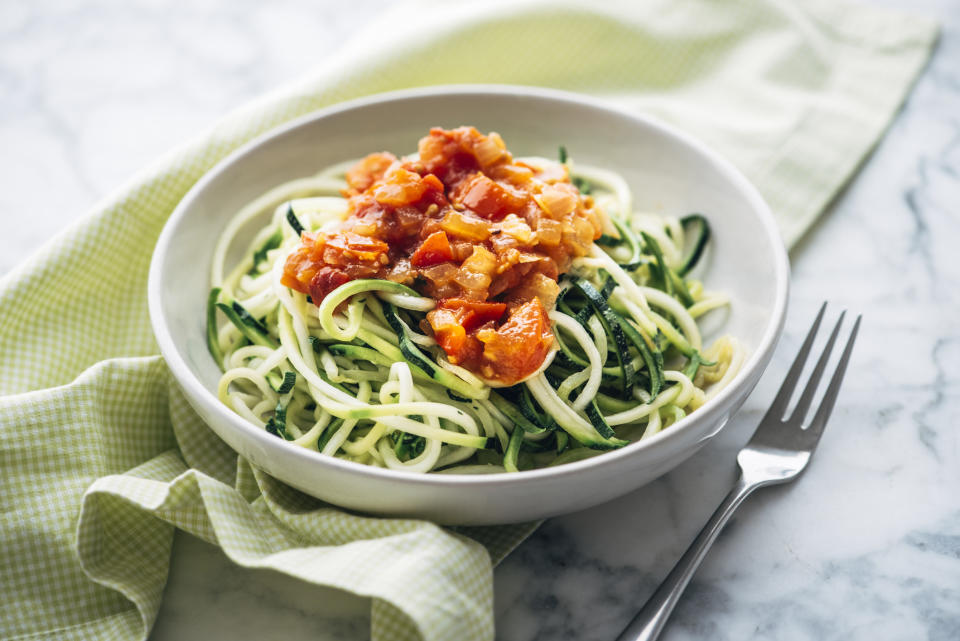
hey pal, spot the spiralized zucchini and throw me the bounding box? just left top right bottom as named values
left=207, top=156, right=744, bottom=473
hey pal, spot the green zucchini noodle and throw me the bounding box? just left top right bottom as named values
left=207, top=155, right=745, bottom=474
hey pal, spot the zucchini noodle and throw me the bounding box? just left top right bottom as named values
left=206, top=151, right=744, bottom=473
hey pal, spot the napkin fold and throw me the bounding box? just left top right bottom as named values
left=0, top=1, right=935, bottom=640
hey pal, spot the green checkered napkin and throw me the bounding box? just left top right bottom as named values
left=0, top=1, right=935, bottom=640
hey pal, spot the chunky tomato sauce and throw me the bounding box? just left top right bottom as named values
left=282, top=126, right=604, bottom=384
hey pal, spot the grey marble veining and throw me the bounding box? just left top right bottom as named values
left=2, top=1, right=959, bottom=640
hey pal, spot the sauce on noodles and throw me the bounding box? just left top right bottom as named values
left=281, top=126, right=606, bottom=384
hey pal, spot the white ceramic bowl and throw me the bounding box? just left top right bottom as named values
left=149, top=85, right=788, bottom=525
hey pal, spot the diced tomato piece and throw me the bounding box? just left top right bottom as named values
left=477, top=298, right=554, bottom=383
left=282, top=243, right=321, bottom=293
left=345, top=152, right=397, bottom=193
left=324, top=232, right=389, bottom=261
left=455, top=173, right=526, bottom=219
left=373, top=167, right=440, bottom=207
left=427, top=307, right=467, bottom=356
left=410, top=231, right=454, bottom=267
left=418, top=127, right=482, bottom=187
left=308, top=266, right=350, bottom=303
left=439, top=298, right=506, bottom=332
left=426, top=305, right=483, bottom=365
left=428, top=297, right=513, bottom=374
left=422, top=173, right=444, bottom=193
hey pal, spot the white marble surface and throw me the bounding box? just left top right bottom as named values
left=2, top=0, right=959, bottom=639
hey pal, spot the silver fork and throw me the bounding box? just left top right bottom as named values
left=615, top=302, right=861, bottom=641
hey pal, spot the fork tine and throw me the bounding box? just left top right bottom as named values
left=764, top=301, right=827, bottom=421
left=802, top=314, right=861, bottom=445
left=787, top=310, right=846, bottom=425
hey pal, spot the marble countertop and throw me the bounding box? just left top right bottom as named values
left=2, top=1, right=958, bottom=639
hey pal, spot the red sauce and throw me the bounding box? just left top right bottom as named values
left=282, top=126, right=604, bottom=384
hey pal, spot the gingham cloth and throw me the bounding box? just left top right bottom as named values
left=0, top=1, right=935, bottom=640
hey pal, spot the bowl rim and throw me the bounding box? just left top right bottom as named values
left=148, top=83, right=790, bottom=489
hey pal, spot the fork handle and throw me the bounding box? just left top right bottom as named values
left=614, top=475, right=757, bottom=641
